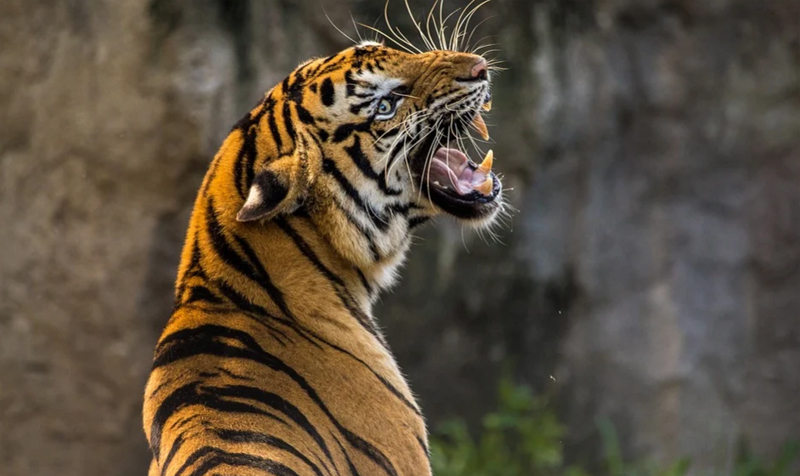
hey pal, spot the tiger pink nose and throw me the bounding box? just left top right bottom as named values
left=471, top=58, right=488, bottom=80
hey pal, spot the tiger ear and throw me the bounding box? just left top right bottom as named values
left=236, top=134, right=319, bottom=223
left=236, top=168, right=294, bottom=222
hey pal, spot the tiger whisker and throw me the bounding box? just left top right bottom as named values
left=350, top=12, right=366, bottom=44
left=440, top=7, right=464, bottom=51
left=459, top=0, right=494, bottom=52
left=358, top=22, right=418, bottom=54
left=451, top=0, right=482, bottom=51
left=465, top=17, right=496, bottom=52
left=419, top=121, right=444, bottom=205
left=403, top=0, right=437, bottom=52
left=323, top=8, right=358, bottom=46
left=372, top=108, right=429, bottom=149
left=425, top=0, right=443, bottom=52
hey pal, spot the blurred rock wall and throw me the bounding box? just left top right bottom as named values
left=0, top=1, right=797, bottom=475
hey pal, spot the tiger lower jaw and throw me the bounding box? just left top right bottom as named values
left=423, top=146, right=503, bottom=223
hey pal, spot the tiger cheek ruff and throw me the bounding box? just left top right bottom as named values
left=143, top=39, right=504, bottom=476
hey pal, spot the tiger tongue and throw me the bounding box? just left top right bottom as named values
left=430, top=148, right=494, bottom=196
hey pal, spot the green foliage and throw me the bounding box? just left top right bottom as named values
left=596, top=418, right=691, bottom=476
left=429, top=378, right=799, bottom=476
left=733, top=441, right=800, bottom=476
left=430, top=376, right=587, bottom=476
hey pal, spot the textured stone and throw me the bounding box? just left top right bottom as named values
left=0, top=1, right=798, bottom=475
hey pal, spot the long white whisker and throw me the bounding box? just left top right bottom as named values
left=404, top=0, right=436, bottom=52
left=350, top=13, right=365, bottom=43
left=386, top=116, right=432, bottom=175
left=465, top=18, right=496, bottom=52
left=451, top=0, right=480, bottom=51
left=425, top=0, right=441, bottom=52
left=324, top=8, right=358, bottom=45
left=460, top=0, right=493, bottom=52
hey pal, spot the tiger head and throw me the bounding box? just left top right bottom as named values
left=227, top=42, right=503, bottom=283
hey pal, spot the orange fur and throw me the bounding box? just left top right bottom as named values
left=143, top=43, right=502, bottom=476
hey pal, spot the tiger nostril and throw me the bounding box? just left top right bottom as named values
left=471, top=59, right=488, bottom=80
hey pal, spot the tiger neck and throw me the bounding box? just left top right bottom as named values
left=174, top=188, right=415, bottom=344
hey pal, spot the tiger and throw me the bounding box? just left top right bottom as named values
left=142, top=30, right=504, bottom=476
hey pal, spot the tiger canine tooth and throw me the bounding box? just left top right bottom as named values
left=476, top=176, right=494, bottom=196
left=478, top=150, right=494, bottom=174
left=472, top=113, right=490, bottom=141
left=482, top=100, right=492, bottom=112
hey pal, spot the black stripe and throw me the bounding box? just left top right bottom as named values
left=330, top=198, right=381, bottom=262
left=153, top=332, right=335, bottom=470
left=185, top=286, right=223, bottom=306
left=160, top=434, right=186, bottom=476
left=334, top=437, right=362, bottom=476
left=226, top=219, right=408, bottom=410
left=173, top=446, right=215, bottom=476
left=348, top=99, right=373, bottom=115
left=154, top=325, right=400, bottom=476
left=213, top=430, right=327, bottom=476
left=212, top=280, right=311, bottom=349
left=176, top=233, right=205, bottom=307
left=409, top=216, right=430, bottom=229
left=275, top=218, right=345, bottom=287
left=205, top=201, right=263, bottom=287
left=416, top=435, right=431, bottom=462
left=369, top=127, right=400, bottom=144
left=244, top=127, right=258, bottom=194
left=229, top=233, right=295, bottom=321
left=432, top=90, right=475, bottom=115
left=274, top=218, right=380, bottom=339
left=168, top=413, right=203, bottom=435
left=322, top=159, right=389, bottom=232
left=296, top=105, right=316, bottom=125
left=345, top=136, right=402, bottom=196
left=268, top=112, right=283, bottom=152
left=356, top=269, right=373, bottom=295
left=332, top=121, right=372, bottom=143
left=209, top=386, right=335, bottom=470
left=205, top=200, right=296, bottom=321
left=320, top=78, right=335, bottom=106
left=232, top=137, right=247, bottom=199
left=180, top=447, right=300, bottom=476
left=149, top=382, right=287, bottom=462
left=215, top=367, right=255, bottom=382
left=283, top=102, right=296, bottom=141
left=338, top=427, right=399, bottom=476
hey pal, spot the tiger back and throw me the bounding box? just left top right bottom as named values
left=143, top=38, right=504, bottom=476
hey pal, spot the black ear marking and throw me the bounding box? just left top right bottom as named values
left=321, top=78, right=335, bottom=107
left=236, top=171, right=289, bottom=222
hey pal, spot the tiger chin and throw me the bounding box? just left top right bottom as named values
left=143, top=40, right=503, bottom=476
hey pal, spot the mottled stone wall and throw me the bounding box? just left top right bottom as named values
left=380, top=0, right=800, bottom=469
left=0, top=1, right=797, bottom=475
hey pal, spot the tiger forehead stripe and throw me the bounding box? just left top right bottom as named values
left=144, top=2, right=504, bottom=475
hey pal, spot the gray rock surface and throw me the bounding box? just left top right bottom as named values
left=0, top=1, right=797, bottom=475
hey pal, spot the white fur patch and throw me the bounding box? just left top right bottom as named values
left=357, top=40, right=384, bottom=48
left=352, top=70, right=405, bottom=98
left=243, top=185, right=262, bottom=210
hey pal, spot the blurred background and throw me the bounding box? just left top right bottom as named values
left=1, top=0, right=799, bottom=475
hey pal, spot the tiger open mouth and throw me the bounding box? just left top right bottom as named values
left=422, top=103, right=501, bottom=219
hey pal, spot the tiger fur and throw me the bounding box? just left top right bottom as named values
left=143, top=37, right=503, bottom=476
